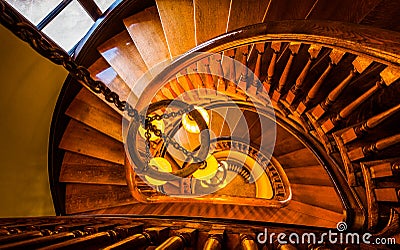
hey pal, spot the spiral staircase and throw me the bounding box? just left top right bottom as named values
left=2, top=0, right=400, bottom=249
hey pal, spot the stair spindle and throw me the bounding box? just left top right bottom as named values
left=248, top=43, right=265, bottom=96
left=155, top=228, right=196, bottom=250
left=286, top=45, right=322, bottom=104
left=341, top=103, right=400, bottom=144
left=237, top=46, right=251, bottom=93
left=296, top=49, right=345, bottom=115
left=311, top=57, right=373, bottom=120
left=262, top=42, right=281, bottom=94
left=203, top=229, right=225, bottom=250
left=215, top=53, right=226, bottom=92
left=322, top=67, right=400, bottom=133
left=348, top=133, right=400, bottom=161
left=224, top=49, right=237, bottom=94
left=272, top=42, right=301, bottom=101
left=240, top=234, right=258, bottom=250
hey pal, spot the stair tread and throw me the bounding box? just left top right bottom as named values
left=156, top=0, right=196, bottom=57
left=291, top=183, right=343, bottom=213
left=60, top=152, right=126, bottom=186
left=284, top=165, right=333, bottom=186
left=59, top=120, right=125, bottom=165
left=82, top=200, right=343, bottom=228
left=264, top=0, right=317, bottom=21
left=360, top=0, right=400, bottom=32
left=227, top=0, right=270, bottom=32
left=124, top=6, right=171, bottom=71
left=194, top=0, right=231, bottom=44
left=98, top=31, right=151, bottom=97
left=88, top=57, right=135, bottom=103
left=66, top=88, right=123, bottom=142
left=275, top=147, right=320, bottom=168
left=65, top=183, right=136, bottom=214
left=307, top=0, right=382, bottom=23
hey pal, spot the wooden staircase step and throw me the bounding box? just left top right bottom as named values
left=272, top=128, right=305, bottom=156
left=156, top=0, right=196, bottom=57
left=307, top=0, right=382, bottom=23
left=291, top=184, right=343, bottom=213
left=194, top=0, right=231, bottom=44
left=124, top=6, right=171, bottom=71
left=275, top=147, right=320, bottom=168
left=284, top=165, right=333, bottom=186
left=98, top=31, right=150, bottom=97
left=88, top=57, right=134, bottom=103
left=60, top=152, right=126, bottom=186
left=227, top=0, right=271, bottom=32
left=59, top=120, right=125, bottom=165
left=286, top=200, right=343, bottom=224
left=66, top=88, right=123, bottom=142
left=263, top=0, right=317, bottom=21
left=65, top=184, right=136, bottom=214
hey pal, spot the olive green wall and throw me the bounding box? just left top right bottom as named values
left=0, top=25, right=67, bottom=217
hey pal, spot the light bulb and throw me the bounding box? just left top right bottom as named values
left=182, top=106, right=209, bottom=133
left=144, top=157, right=172, bottom=186
left=192, top=154, right=219, bottom=180
left=138, top=116, right=165, bottom=141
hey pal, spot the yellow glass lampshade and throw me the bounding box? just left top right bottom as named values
left=138, top=117, right=165, bottom=141
left=181, top=106, right=209, bottom=133
left=145, top=157, right=172, bottom=186
left=193, top=154, right=219, bottom=180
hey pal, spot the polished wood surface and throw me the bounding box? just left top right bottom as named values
left=98, top=31, right=150, bottom=96
left=124, top=6, right=171, bottom=70
left=227, top=0, right=271, bottom=32
left=194, top=0, right=230, bottom=45
left=156, top=0, right=196, bottom=57
left=59, top=120, right=124, bottom=165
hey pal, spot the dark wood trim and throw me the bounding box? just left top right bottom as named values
left=77, top=0, right=102, bottom=21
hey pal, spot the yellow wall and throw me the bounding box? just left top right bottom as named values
left=0, top=25, right=67, bottom=217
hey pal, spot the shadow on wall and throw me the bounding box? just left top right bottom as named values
left=0, top=25, right=67, bottom=217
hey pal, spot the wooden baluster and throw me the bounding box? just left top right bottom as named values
left=278, top=244, right=298, bottom=250
left=237, top=46, right=251, bottom=94
left=272, top=42, right=301, bottom=101
left=155, top=228, right=197, bottom=250
left=286, top=45, right=322, bottom=105
left=39, top=231, right=115, bottom=250
left=224, top=49, right=238, bottom=94
left=170, top=78, right=190, bottom=101
left=322, top=67, right=400, bottom=133
left=103, top=227, right=168, bottom=250
left=240, top=234, right=258, bottom=250
left=369, top=160, right=400, bottom=178
left=203, top=229, right=225, bottom=250
left=262, top=42, right=281, bottom=94
left=0, top=231, right=44, bottom=244
left=348, top=133, right=400, bottom=161
left=84, top=223, right=120, bottom=234
left=215, top=53, right=226, bottom=93
left=202, top=56, right=216, bottom=95
left=248, top=43, right=265, bottom=97
left=374, top=188, right=400, bottom=202
left=340, top=103, right=400, bottom=144
left=296, top=49, right=345, bottom=115
left=0, top=231, right=83, bottom=249
left=178, top=68, right=197, bottom=100
left=311, top=57, right=373, bottom=120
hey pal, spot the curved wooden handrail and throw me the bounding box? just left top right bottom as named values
left=135, top=20, right=400, bottom=111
